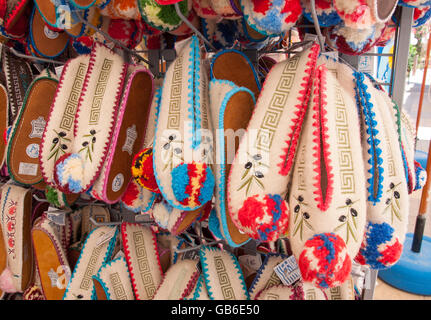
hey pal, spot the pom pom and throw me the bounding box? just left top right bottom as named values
left=121, top=179, right=144, bottom=213
left=237, top=194, right=289, bottom=242
left=0, top=268, right=18, bottom=293
left=355, top=222, right=403, bottom=269
left=45, top=186, right=61, bottom=208
left=299, top=233, right=351, bottom=289
left=415, top=160, right=427, bottom=190
left=131, top=148, right=160, bottom=193
left=53, top=153, right=85, bottom=194
left=171, top=162, right=215, bottom=209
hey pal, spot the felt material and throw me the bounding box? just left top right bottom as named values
left=29, top=7, right=70, bottom=59
left=32, top=214, right=70, bottom=300
left=92, top=256, right=134, bottom=300
left=200, top=246, right=249, bottom=300
left=302, top=0, right=342, bottom=27
left=323, top=275, right=355, bottom=300
left=228, top=44, right=319, bottom=243
left=152, top=259, right=200, bottom=300
left=7, top=70, right=58, bottom=186
left=240, top=0, right=302, bottom=36
left=0, top=183, right=33, bottom=292
left=289, top=60, right=366, bottom=289
left=0, top=83, right=7, bottom=168
left=54, top=43, right=127, bottom=194
left=121, top=223, right=163, bottom=300
left=1, top=47, right=33, bottom=127
left=91, top=66, right=154, bottom=203
left=255, top=284, right=304, bottom=300
left=63, top=226, right=118, bottom=300
left=208, top=79, right=254, bottom=247
left=153, top=36, right=214, bottom=211
left=40, top=55, right=90, bottom=189
left=248, top=253, right=286, bottom=300
left=80, top=205, right=111, bottom=241
left=353, top=72, right=409, bottom=270
left=100, top=0, right=141, bottom=20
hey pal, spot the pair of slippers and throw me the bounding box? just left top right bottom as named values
left=39, top=42, right=154, bottom=205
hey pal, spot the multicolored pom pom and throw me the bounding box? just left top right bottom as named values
left=299, top=233, right=351, bottom=289
left=53, top=153, right=85, bottom=194
left=415, top=161, right=427, bottom=190
left=333, top=0, right=375, bottom=29
left=236, top=194, right=289, bottom=242
left=355, top=222, right=403, bottom=269
left=171, top=162, right=215, bottom=209
left=131, top=148, right=160, bottom=193
left=413, top=5, right=431, bottom=27
left=399, top=0, right=431, bottom=8
left=302, top=0, right=342, bottom=27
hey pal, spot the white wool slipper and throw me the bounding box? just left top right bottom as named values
left=54, top=43, right=127, bottom=194
left=254, top=284, right=305, bottom=300
left=7, top=70, right=58, bottom=186
left=323, top=275, right=355, bottom=300
left=289, top=59, right=367, bottom=289
left=186, top=274, right=210, bottom=300
left=153, top=36, right=215, bottom=212
left=121, top=223, right=163, bottom=300
left=90, top=66, right=154, bottom=203
left=200, top=246, right=249, bottom=300
left=40, top=55, right=91, bottom=189
left=227, top=44, right=319, bottom=243
left=248, top=253, right=286, bottom=300
left=0, top=82, right=8, bottom=169
left=92, top=256, right=134, bottom=300
left=31, top=214, right=71, bottom=300
left=63, top=226, right=118, bottom=300
left=353, top=72, right=409, bottom=270
left=153, top=259, right=200, bottom=300
left=0, top=183, right=33, bottom=292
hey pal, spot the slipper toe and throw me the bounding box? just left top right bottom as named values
left=54, top=153, right=86, bottom=194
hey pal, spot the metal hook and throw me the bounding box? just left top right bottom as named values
left=6, top=46, right=65, bottom=65
left=173, top=2, right=217, bottom=52
left=90, top=216, right=122, bottom=227
left=174, top=240, right=225, bottom=254
left=310, top=0, right=326, bottom=53
left=33, top=194, right=49, bottom=203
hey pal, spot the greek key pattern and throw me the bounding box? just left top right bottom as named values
left=306, top=289, right=317, bottom=300
left=264, top=272, right=281, bottom=290
left=79, top=243, right=104, bottom=290
left=214, top=256, right=236, bottom=300
left=133, top=231, right=156, bottom=299
left=329, top=287, right=342, bottom=300
left=109, top=272, right=127, bottom=300
left=167, top=56, right=183, bottom=130
left=334, top=80, right=355, bottom=194
left=265, top=293, right=280, bottom=300
left=254, top=57, right=299, bottom=153
left=89, top=59, right=113, bottom=125
left=296, top=145, right=307, bottom=191
left=60, top=63, right=87, bottom=131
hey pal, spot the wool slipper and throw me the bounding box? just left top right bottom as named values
left=301, top=282, right=328, bottom=300
left=6, top=70, right=58, bottom=186
left=323, top=275, right=355, bottom=300
left=121, top=179, right=157, bottom=213
left=399, top=0, right=431, bottom=7
left=80, top=205, right=111, bottom=241
left=156, top=233, right=186, bottom=271
left=63, top=225, right=118, bottom=300
left=53, top=43, right=127, bottom=194
left=92, top=256, right=134, bottom=300
left=40, top=55, right=90, bottom=189
left=301, top=0, right=342, bottom=27
left=100, top=0, right=141, bottom=20
left=248, top=253, right=286, bottom=300
left=31, top=214, right=71, bottom=300
left=208, top=79, right=255, bottom=248
left=238, top=17, right=269, bottom=49
left=28, top=7, right=70, bottom=59
left=240, top=0, right=302, bottom=36
left=325, top=22, right=387, bottom=56
left=0, top=0, right=31, bottom=39
left=210, top=0, right=242, bottom=19
left=0, top=183, right=33, bottom=293
left=0, top=81, right=7, bottom=168
left=70, top=0, right=97, bottom=10
left=104, top=18, right=146, bottom=50
left=199, top=246, right=249, bottom=300
left=227, top=44, right=319, bottom=243
left=193, top=0, right=219, bottom=19
left=121, top=223, right=163, bottom=300
left=90, top=66, right=154, bottom=204
left=353, top=72, right=409, bottom=270
left=186, top=274, right=210, bottom=300
left=1, top=47, right=33, bottom=127
left=153, top=36, right=215, bottom=212
left=137, top=0, right=192, bottom=32
left=254, top=284, right=304, bottom=300
left=152, top=258, right=200, bottom=300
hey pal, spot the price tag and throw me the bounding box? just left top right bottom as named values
left=273, top=256, right=302, bottom=286
left=47, top=211, right=67, bottom=226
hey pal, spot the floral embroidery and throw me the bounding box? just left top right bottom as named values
left=237, top=152, right=268, bottom=196
left=161, top=132, right=184, bottom=172
left=5, top=199, right=18, bottom=259
left=199, top=134, right=213, bottom=164
left=292, top=195, right=313, bottom=241
left=334, top=198, right=359, bottom=244
left=383, top=182, right=402, bottom=224
left=48, top=130, right=71, bottom=162
left=79, top=129, right=98, bottom=161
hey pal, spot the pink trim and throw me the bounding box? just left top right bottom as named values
left=100, top=67, right=155, bottom=204
left=4, top=0, right=28, bottom=30
left=311, top=66, right=333, bottom=211
left=278, top=43, right=319, bottom=176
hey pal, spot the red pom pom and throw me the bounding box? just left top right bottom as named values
left=131, top=148, right=160, bottom=193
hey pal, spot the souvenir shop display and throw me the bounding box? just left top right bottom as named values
left=0, top=0, right=428, bottom=301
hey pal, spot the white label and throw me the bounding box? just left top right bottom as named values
left=18, top=162, right=38, bottom=176
left=26, top=143, right=40, bottom=158
left=359, top=55, right=374, bottom=74
left=29, top=116, right=46, bottom=139
left=44, top=26, right=60, bottom=40
left=304, top=33, right=319, bottom=42
left=47, top=211, right=66, bottom=226
left=55, top=66, right=64, bottom=78
left=112, top=173, right=124, bottom=192
left=122, top=124, right=138, bottom=155
left=97, top=228, right=117, bottom=247
left=114, top=250, right=125, bottom=260
left=273, top=256, right=302, bottom=286
left=238, top=254, right=262, bottom=272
